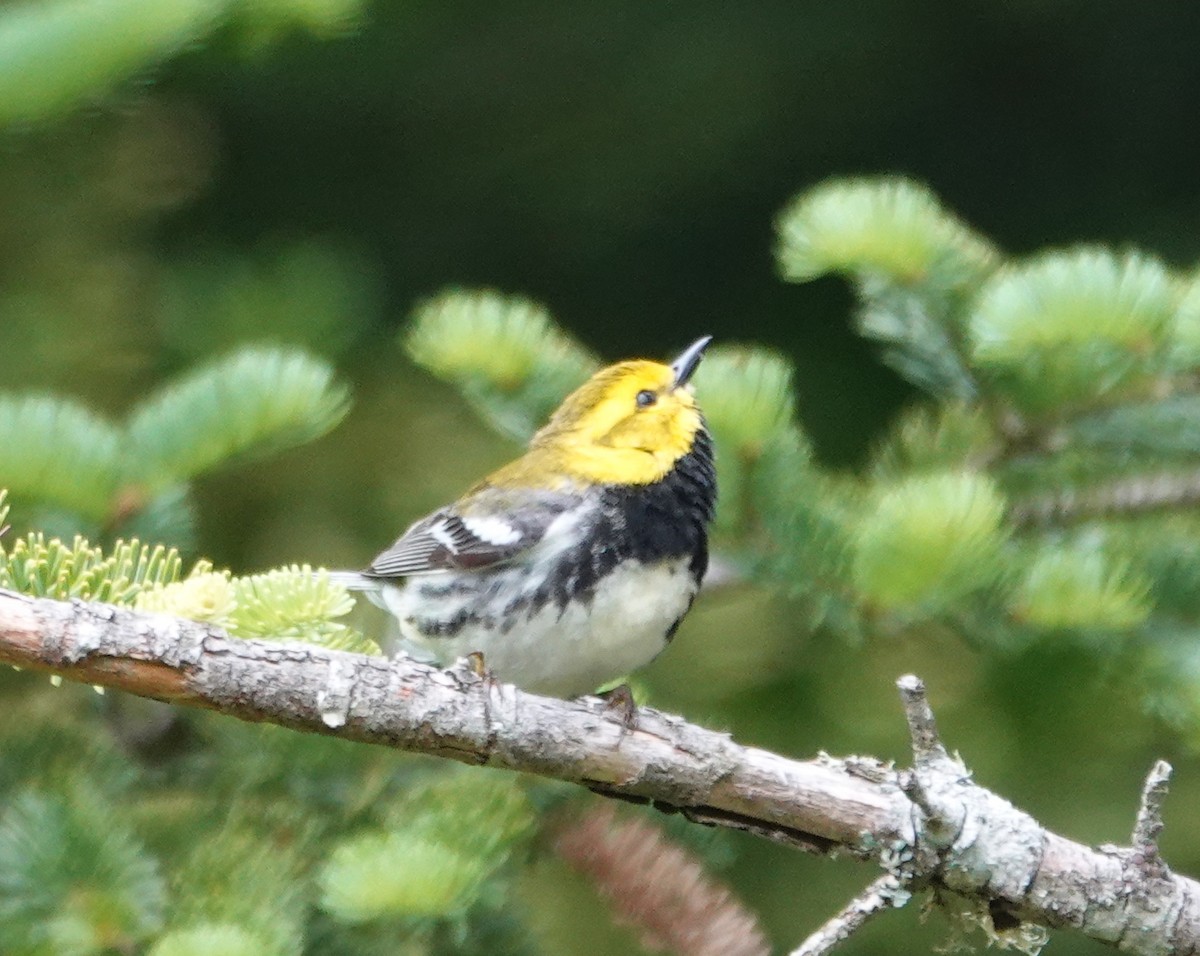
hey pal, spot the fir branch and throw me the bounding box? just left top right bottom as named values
left=0, top=535, right=184, bottom=603
left=124, top=346, right=351, bottom=492
left=0, top=0, right=224, bottom=126
left=775, top=178, right=997, bottom=399
left=1009, top=467, right=1200, bottom=527
left=0, top=0, right=367, bottom=126
left=1, top=591, right=1199, bottom=954
left=405, top=290, right=599, bottom=442
left=0, top=395, right=123, bottom=521
left=968, top=248, right=1174, bottom=415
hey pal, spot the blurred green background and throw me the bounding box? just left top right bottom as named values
left=5, top=2, right=1200, bottom=953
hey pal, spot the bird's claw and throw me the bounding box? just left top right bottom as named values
left=598, top=682, right=639, bottom=731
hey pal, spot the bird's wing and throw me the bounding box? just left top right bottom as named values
left=363, top=488, right=579, bottom=578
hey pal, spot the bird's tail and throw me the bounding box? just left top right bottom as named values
left=325, top=570, right=398, bottom=647
left=327, top=570, right=378, bottom=591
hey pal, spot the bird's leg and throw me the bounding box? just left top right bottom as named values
left=597, top=682, right=639, bottom=731
left=445, top=650, right=493, bottom=686
left=448, top=651, right=497, bottom=735
left=464, top=650, right=489, bottom=679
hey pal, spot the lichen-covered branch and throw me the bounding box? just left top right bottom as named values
left=1, top=587, right=1198, bottom=955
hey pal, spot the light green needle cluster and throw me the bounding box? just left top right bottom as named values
left=695, top=345, right=813, bottom=539
left=969, top=249, right=1176, bottom=413
left=320, top=831, right=485, bottom=922
left=1169, top=272, right=1200, bottom=369
left=137, top=564, right=371, bottom=653
left=148, top=825, right=307, bottom=956
left=776, top=178, right=1000, bottom=399
left=149, top=924, right=270, bottom=956
left=0, top=531, right=183, bottom=604
left=0, top=0, right=224, bottom=127
left=0, top=494, right=367, bottom=654
left=318, top=770, right=536, bottom=923
left=697, top=346, right=797, bottom=458
left=775, top=177, right=998, bottom=286
left=406, top=289, right=600, bottom=441
left=852, top=471, right=1007, bottom=612
left=0, top=345, right=348, bottom=543
left=0, top=0, right=369, bottom=127
left=125, top=347, right=351, bottom=494
left=1013, top=538, right=1151, bottom=631
left=0, top=396, right=124, bottom=522
left=229, top=566, right=356, bottom=643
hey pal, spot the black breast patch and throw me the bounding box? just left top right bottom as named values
left=528, top=425, right=717, bottom=617
left=408, top=426, right=717, bottom=640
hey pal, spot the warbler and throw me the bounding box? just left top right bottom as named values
left=336, top=336, right=716, bottom=698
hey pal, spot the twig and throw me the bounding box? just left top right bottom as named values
left=1131, top=760, right=1173, bottom=877
left=896, top=674, right=967, bottom=865
left=896, top=674, right=949, bottom=768
left=701, top=553, right=744, bottom=592
left=787, top=874, right=900, bottom=956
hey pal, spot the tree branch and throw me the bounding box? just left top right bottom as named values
left=1009, top=467, right=1200, bottom=527
left=1, top=587, right=1199, bottom=954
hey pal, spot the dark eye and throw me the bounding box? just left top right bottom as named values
left=636, top=389, right=657, bottom=408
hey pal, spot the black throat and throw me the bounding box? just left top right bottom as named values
left=599, top=424, right=716, bottom=581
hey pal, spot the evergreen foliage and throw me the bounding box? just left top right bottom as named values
left=0, top=787, right=167, bottom=955
left=125, top=347, right=351, bottom=493
left=134, top=563, right=373, bottom=653
left=768, top=177, right=1200, bottom=704
left=0, top=396, right=123, bottom=522
left=7, top=31, right=1200, bottom=937
left=851, top=470, right=1007, bottom=612
left=11, top=168, right=1200, bottom=950
left=0, top=0, right=365, bottom=127
left=406, top=290, right=600, bottom=441
left=5, top=3, right=1198, bottom=951
left=151, top=823, right=309, bottom=956
left=776, top=178, right=998, bottom=399
left=0, top=344, right=349, bottom=542
left=968, top=249, right=1175, bottom=414
left=0, top=527, right=184, bottom=604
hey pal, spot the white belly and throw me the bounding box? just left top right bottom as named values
left=378, top=557, right=696, bottom=697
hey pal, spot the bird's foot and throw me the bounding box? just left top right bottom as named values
left=597, top=682, right=639, bottom=731
left=448, top=650, right=495, bottom=689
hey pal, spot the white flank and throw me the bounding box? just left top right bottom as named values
left=381, top=556, right=696, bottom=697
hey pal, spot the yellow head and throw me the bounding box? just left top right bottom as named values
left=503, top=336, right=712, bottom=487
